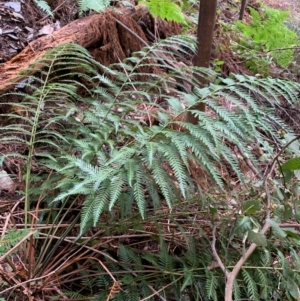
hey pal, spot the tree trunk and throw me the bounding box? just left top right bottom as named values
left=186, top=0, right=217, bottom=124
left=239, top=0, right=248, bottom=20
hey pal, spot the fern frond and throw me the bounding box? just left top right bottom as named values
left=255, top=268, right=268, bottom=299
left=118, top=245, right=142, bottom=269
left=1, top=37, right=300, bottom=289
left=233, top=278, right=242, bottom=301
left=77, top=0, right=110, bottom=14
left=151, top=157, right=178, bottom=207
left=80, top=182, right=110, bottom=232
left=158, top=240, right=175, bottom=271
left=260, top=248, right=271, bottom=267
left=133, top=165, right=147, bottom=218
left=242, top=268, right=259, bottom=301
left=139, top=0, right=186, bottom=24
left=0, top=229, right=31, bottom=254
left=109, top=175, right=125, bottom=211
left=205, top=270, right=218, bottom=301
left=33, top=0, right=53, bottom=16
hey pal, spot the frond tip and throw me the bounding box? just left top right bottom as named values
left=33, top=0, right=53, bottom=16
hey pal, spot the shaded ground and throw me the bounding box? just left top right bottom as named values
left=0, top=0, right=78, bottom=63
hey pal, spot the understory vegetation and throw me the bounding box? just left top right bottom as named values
left=234, top=6, right=298, bottom=75
left=0, top=0, right=300, bottom=301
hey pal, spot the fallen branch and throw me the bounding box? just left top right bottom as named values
left=0, top=9, right=148, bottom=94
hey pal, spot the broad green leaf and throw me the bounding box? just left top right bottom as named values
left=249, top=217, right=260, bottom=232
left=281, top=157, right=300, bottom=171
left=234, top=216, right=251, bottom=236
left=266, top=218, right=286, bottom=238
left=287, top=280, right=300, bottom=299
left=284, top=229, right=300, bottom=240
left=285, top=133, right=300, bottom=153
left=243, top=199, right=261, bottom=214
left=282, top=204, right=292, bottom=220
left=209, top=205, right=218, bottom=215
left=275, top=187, right=284, bottom=201
left=282, top=169, right=293, bottom=184
left=247, top=230, right=267, bottom=246
left=295, top=210, right=300, bottom=223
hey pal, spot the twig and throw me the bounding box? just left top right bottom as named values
left=211, top=224, right=229, bottom=277
left=1, top=199, right=23, bottom=238
left=224, top=178, right=271, bottom=301
left=0, top=244, right=82, bottom=295
left=223, top=135, right=300, bottom=300
left=237, top=146, right=260, bottom=178
left=113, top=17, right=148, bottom=47
left=37, top=0, right=69, bottom=24
left=140, top=276, right=183, bottom=301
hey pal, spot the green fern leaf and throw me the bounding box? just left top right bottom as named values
left=33, top=0, right=53, bottom=16
left=255, top=269, right=268, bottom=300
left=80, top=182, right=110, bottom=231
left=157, top=143, right=187, bottom=198
left=133, top=167, right=147, bottom=218
left=139, top=0, right=186, bottom=24
left=242, top=269, right=259, bottom=301
left=233, top=279, right=241, bottom=301
left=109, top=175, right=125, bottom=211
left=151, top=158, right=176, bottom=208
left=77, top=0, right=110, bottom=13
left=0, top=229, right=31, bottom=254
left=205, top=270, right=218, bottom=301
